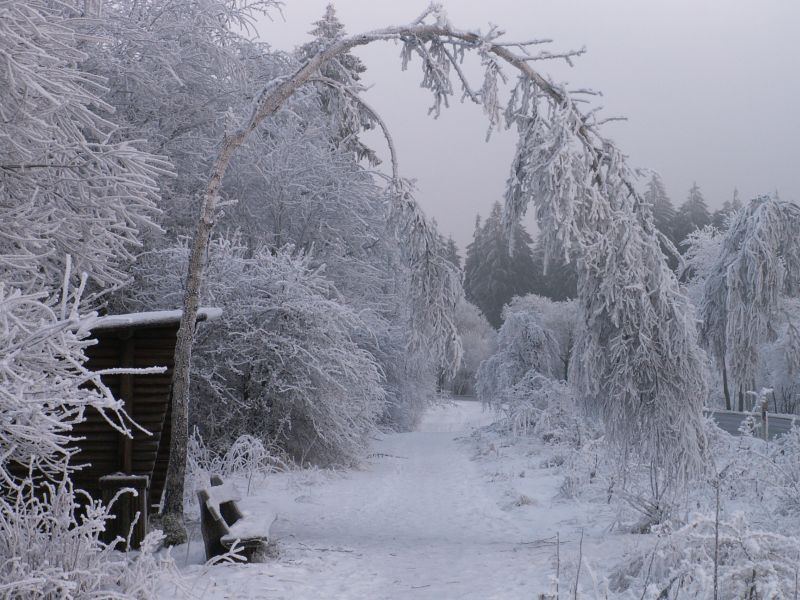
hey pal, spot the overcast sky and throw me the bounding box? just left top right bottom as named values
left=256, top=1, right=799, bottom=251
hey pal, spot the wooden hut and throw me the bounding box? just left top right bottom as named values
left=68, top=308, right=221, bottom=547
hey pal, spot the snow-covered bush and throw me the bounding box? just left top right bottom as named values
left=609, top=512, right=800, bottom=599
left=445, top=301, right=495, bottom=396
left=0, top=476, right=178, bottom=599
left=756, top=425, right=800, bottom=518
left=125, top=236, right=386, bottom=466
left=503, top=295, right=579, bottom=380
left=476, top=295, right=591, bottom=448
left=477, top=307, right=560, bottom=408
left=499, top=372, right=586, bottom=443
left=185, top=431, right=290, bottom=519
left=0, top=281, right=133, bottom=484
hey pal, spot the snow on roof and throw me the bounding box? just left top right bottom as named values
left=86, top=307, right=223, bottom=332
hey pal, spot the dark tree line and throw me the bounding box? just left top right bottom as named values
left=460, top=202, right=577, bottom=328
left=460, top=180, right=742, bottom=329
left=645, top=174, right=743, bottom=253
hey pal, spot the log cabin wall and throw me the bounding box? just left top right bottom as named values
left=69, top=308, right=220, bottom=510
left=73, top=323, right=177, bottom=510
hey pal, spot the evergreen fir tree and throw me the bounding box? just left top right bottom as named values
left=712, top=188, right=743, bottom=230
left=443, top=235, right=462, bottom=271
left=297, top=4, right=378, bottom=164
left=643, top=173, right=681, bottom=269
left=644, top=174, right=677, bottom=244
left=530, top=238, right=578, bottom=300
left=674, top=182, right=711, bottom=249
left=464, top=202, right=538, bottom=328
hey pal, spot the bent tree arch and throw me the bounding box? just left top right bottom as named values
left=161, top=4, right=708, bottom=543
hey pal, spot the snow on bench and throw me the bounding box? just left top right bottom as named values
left=197, top=475, right=275, bottom=562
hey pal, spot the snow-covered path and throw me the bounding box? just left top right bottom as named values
left=172, top=401, right=618, bottom=599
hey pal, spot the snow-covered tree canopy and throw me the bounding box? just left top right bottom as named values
left=700, top=195, right=800, bottom=411
left=0, top=0, right=169, bottom=296
left=124, top=236, right=386, bottom=466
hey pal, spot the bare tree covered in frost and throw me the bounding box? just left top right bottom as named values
left=699, top=195, right=800, bottom=411
left=79, top=0, right=280, bottom=237
left=0, top=1, right=168, bottom=295
left=160, top=3, right=710, bottom=539
left=0, top=0, right=164, bottom=494
left=759, top=298, right=800, bottom=414
left=682, top=225, right=725, bottom=307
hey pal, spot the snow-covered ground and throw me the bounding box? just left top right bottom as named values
left=166, top=400, right=629, bottom=599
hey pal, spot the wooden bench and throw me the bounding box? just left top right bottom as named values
left=197, top=474, right=270, bottom=562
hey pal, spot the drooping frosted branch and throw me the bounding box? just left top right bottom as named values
left=700, top=196, right=800, bottom=409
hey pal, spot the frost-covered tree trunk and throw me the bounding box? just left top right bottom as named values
left=162, top=127, right=256, bottom=542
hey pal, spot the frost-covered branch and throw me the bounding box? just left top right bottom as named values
left=0, top=1, right=171, bottom=295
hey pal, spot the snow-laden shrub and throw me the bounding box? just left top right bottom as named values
left=477, top=309, right=560, bottom=408
left=499, top=372, right=587, bottom=444
left=445, top=300, right=495, bottom=396
left=475, top=294, right=593, bottom=448
left=0, top=274, right=141, bottom=485
left=185, top=431, right=291, bottom=518
left=609, top=512, right=800, bottom=599
left=126, top=236, right=386, bottom=466
left=0, top=279, right=181, bottom=597
left=757, top=425, right=800, bottom=518
left=0, top=476, right=179, bottom=599
left=556, top=438, right=611, bottom=502
left=503, top=295, right=579, bottom=380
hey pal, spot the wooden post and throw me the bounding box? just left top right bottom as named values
left=99, top=474, right=149, bottom=549
left=118, top=332, right=135, bottom=472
